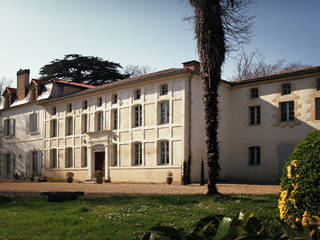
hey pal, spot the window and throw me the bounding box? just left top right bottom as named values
left=66, top=148, right=73, bottom=168
left=249, top=106, right=260, bottom=125
left=96, top=112, right=104, bottom=131
left=134, top=142, right=142, bottom=165
left=316, top=98, right=320, bottom=120
left=160, top=141, right=169, bottom=165
left=134, top=105, right=142, bottom=127
left=28, top=112, right=38, bottom=133
left=112, top=144, right=118, bottom=166
left=317, top=79, right=320, bottom=91
left=97, top=97, right=102, bottom=107
left=66, top=117, right=73, bottom=135
left=52, top=107, right=57, bottom=115
left=82, top=114, right=88, bottom=133
left=50, top=149, right=57, bottom=168
left=112, top=94, right=118, bottom=104
left=31, top=151, right=39, bottom=174
left=281, top=83, right=291, bottom=95
left=82, top=147, right=87, bottom=168
left=280, top=101, right=294, bottom=122
left=112, top=109, right=118, bottom=130
left=67, top=104, right=72, bottom=113
left=4, top=118, right=15, bottom=137
left=160, top=84, right=168, bottom=96
left=250, top=88, right=259, bottom=98
left=82, top=100, right=88, bottom=110
left=4, top=153, right=15, bottom=177
left=249, top=146, right=260, bottom=165
left=57, top=86, right=64, bottom=96
left=134, top=89, right=141, bottom=100
left=51, top=119, right=57, bottom=137
left=160, top=101, right=170, bottom=124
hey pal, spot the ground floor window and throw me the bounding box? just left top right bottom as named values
left=160, top=141, right=169, bottom=164
left=248, top=146, right=260, bottom=165
left=82, top=147, right=87, bottom=168
left=50, top=149, right=57, bottom=168
left=0, top=153, right=15, bottom=177
left=66, top=148, right=73, bottom=168
left=112, top=144, right=118, bottom=166
left=134, top=142, right=142, bottom=165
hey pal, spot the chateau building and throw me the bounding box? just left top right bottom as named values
left=1, top=61, right=320, bottom=184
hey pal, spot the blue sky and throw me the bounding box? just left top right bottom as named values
left=0, top=0, right=319, bottom=85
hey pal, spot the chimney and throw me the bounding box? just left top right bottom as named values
left=17, top=69, right=30, bottom=100
left=182, top=60, right=200, bottom=73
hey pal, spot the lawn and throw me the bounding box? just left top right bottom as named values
left=0, top=194, right=279, bottom=240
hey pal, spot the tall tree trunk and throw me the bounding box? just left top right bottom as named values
left=190, top=0, right=226, bottom=195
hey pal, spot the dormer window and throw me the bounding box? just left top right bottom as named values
left=160, top=84, right=168, bottom=96
left=281, top=83, right=291, bottom=95
left=58, top=86, right=64, bottom=96
left=134, top=89, right=141, bottom=100
left=112, top=94, right=118, bottom=104
left=250, top=88, right=259, bottom=98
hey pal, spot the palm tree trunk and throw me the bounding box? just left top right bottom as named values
left=190, top=0, right=226, bottom=195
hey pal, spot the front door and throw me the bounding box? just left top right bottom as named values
left=278, top=144, right=295, bottom=181
left=95, top=152, right=105, bottom=172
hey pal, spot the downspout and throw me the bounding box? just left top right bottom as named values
left=187, top=71, right=194, bottom=182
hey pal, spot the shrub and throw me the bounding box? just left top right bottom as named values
left=66, top=172, right=74, bottom=178
left=93, top=170, right=104, bottom=179
left=279, top=130, right=320, bottom=226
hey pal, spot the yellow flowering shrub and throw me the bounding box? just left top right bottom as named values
left=279, top=130, right=320, bottom=226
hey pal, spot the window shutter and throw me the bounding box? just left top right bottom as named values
left=37, top=151, right=42, bottom=176
left=26, top=115, right=29, bottom=133
left=0, top=153, right=4, bottom=177
left=26, top=152, right=30, bottom=177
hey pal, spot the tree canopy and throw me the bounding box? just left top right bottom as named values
left=232, top=49, right=312, bottom=80
left=39, top=54, right=129, bottom=86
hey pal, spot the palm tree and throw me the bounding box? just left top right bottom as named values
left=189, top=0, right=254, bottom=194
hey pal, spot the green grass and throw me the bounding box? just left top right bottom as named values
left=0, top=194, right=278, bottom=240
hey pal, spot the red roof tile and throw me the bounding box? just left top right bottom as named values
left=55, top=80, right=96, bottom=89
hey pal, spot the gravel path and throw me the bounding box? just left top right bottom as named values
left=0, top=181, right=279, bottom=197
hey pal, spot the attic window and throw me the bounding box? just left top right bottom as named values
left=160, top=84, right=168, bottom=96
left=250, top=88, right=259, bottom=98
left=52, top=107, right=57, bottom=115
left=58, top=86, right=64, bottom=96
left=67, top=103, right=72, bottom=113
left=97, top=97, right=103, bottom=107
left=317, top=79, right=320, bottom=91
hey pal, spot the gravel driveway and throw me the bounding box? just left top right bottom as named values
left=0, top=181, right=279, bottom=197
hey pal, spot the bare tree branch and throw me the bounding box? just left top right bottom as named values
left=123, top=65, right=156, bottom=78
left=0, top=77, right=13, bottom=95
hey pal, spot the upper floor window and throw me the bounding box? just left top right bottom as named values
left=160, top=84, right=168, bottom=96
left=52, top=107, right=57, bottom=115
left=65, top=148, right=73, bottom=168
left=249, top=106, right=260, bottom=125
left=160, top=141, right=169, bottom=165
left=4, top=119, right=15, bottom=137
left=66, top=117, right=73, bottom=136
left=67, top=103, right=72, bottom=113
left=281, top=83, right=291, bottom=95
left=82, top=100, right=88, bottom=110
left=134, top=105, right=142, bottom=127
left=133, top=142, right=142, bottom=165
left=57, top=86, right=64, bottom=96
left=249, top=146, right=260, bottom=165
left=112, top=94, right=118, bottom=104
left=280, top=101, right=294, bottom=122
left=50, top=149, right=57, bottom=168
left=250, top=88, right=259, bottom=98
left=160, top=101, right=170, bottom=124
left=112, top=109, right=118, bottom=130
left=97, top=97, right=103, bottom=107
left=96, top=112, right=104, bottom=131
left=82, top=114, right=88, bottom=133
left=51, top=119, right=57, bottom=137
left=29, top=112, right=38, bottom=133
left=316, top=98, right=320, bottom=120
left=317, top=79, right=320, bottom=91
left=134, top=89, right=141, bottom=100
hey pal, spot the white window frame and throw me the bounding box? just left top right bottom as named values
left=96, top=111, right=104, bottom=131
left=160, top=141, right=169, bottom=165
left=160, top=84, right=168, bottom=96
left=280, top=101, right=294, bottom=122
left=134, top=105, right=142, bottom=127
left=133, top=142, right=142, bottom=166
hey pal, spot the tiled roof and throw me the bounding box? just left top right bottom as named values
left=39, top=68, right=191, bottom=103
left=232, top=65, right=320, bottom=86
left=32, top=79, right=48, bottom=86
left=54, top=80, right=96, bottom=89
left=6, top=87, right=17, bottom=93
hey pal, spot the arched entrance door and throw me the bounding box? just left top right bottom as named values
left=93, top=144, right=105, bottom=172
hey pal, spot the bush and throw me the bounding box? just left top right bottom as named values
left=279, top=130, right=320, bottom=226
